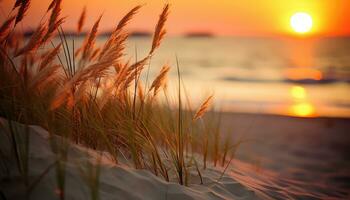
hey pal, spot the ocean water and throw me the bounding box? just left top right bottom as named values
left=95, top=36, right=350, bottom=118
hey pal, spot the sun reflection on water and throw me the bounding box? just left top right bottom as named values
left=288, top=85, right=316, bottom=117
left=290, top=102, right=315, bottom=117
left=290, top=85, right=306, bottom=99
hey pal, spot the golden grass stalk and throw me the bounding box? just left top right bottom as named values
left=89, top=47, right=101, bottom=61
left=113, top=62, right=130, bottom=89
left=50, top=86, right=73, bottom=110
left=73, top=81, right=89, bottom=105
left=122, top=70, right=139, bottom=90
left=28, top=52, right=37, bottom=66
left=15, top=23, right=47, bottom=57
left=51, top=33, right=126, bottom=110
left=77, top=6, right=86, bottom=33
left=47, top=0, right=57, bottom=11
left=74, top=46, right=82, bottom=57
left=221, top=134, right=231, bottom=167
left=150, top=4, right=169, bottom=55
left=80, top=15, right=102, bottom=61
left=138, top=83, right=145, bottom=103
left=19, top=55, right=32, bottom=82
left=174, top=56, right=186, bottom=185
left=127, top=57, right=148, bottom=73
left=193, top=95, right=213, bottom=121
left=149, top=65, right=170, bottom=95
left=121, top=57, right=148, bottom=90
left=13, top=0, right=22, bottom=10
left=85, top=34, right=126, bottom=78
left=1, top=1, right=234, bottom=189
left=30, top=64, right=61, bottom=91
left=48, top=0, right=62, bottom=29
left=15, top=0, right=31, bottom=25
left=98, top=5, right=141, bottom=60
left=5, top=31, right=23, bottom=52
left=0, top=16, right=15, bottom=42
left=212, top=113, right=222, bottom=167
left=44, top=0, right=64, bottom=42
left=38, top=43, right=61, bottom=71
left=113, top=63, right=123, bottom=73
left=116, top=5, right=142, bottom=30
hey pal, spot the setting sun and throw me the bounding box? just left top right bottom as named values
left=290, top=12, right=313, bottom=33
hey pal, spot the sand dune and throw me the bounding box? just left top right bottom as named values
left=0, top=119, right=266, bottom=200
left=1, top=113, right=349, bottom=200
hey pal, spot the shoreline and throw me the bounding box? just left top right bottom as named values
left=219, top=110, right=350, bottom=120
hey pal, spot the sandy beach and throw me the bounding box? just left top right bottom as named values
left=220, top=113, right=350, bottom=199
left=1, top=113, right=349, bottom=200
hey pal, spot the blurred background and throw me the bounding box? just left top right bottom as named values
left=2, top=0, right=350, bottom=118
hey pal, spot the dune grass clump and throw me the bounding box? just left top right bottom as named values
left=0, top=0, right=239, bottom=196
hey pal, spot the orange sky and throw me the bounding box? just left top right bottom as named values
left=1, top=0, right=350, bottom=36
